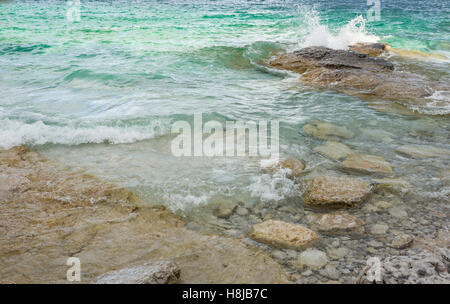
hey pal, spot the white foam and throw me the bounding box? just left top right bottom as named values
left=0, top=119, right=170, bottom=149
left=296, top=8, right=380, bottom=50
left=247, top=169, right=298, bottom=203
left=408, top=91, right=450, bottom=115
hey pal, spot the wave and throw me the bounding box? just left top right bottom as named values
left=296, top=8, right=380, bottom=50
left=0, top=119, right=171, bottom=149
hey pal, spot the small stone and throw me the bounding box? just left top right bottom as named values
left=301, top=270, right=313, bottom=276
left=369, top=223, right=389, bottom=235
left=304, top=176, right=372, bottom=208
left=94, top=260, right=180, bottom=284
left=342, top=154, right=393, bottom=175
left=389, top=231, right=413, bottom=249
left=320, top=264, right=340, bottom=280
left=213, top=202, right=237, bottom=219
left=273, top=158, right=306, bottom=179
left=331, top=239, right=340, bottom=248
left=249, top=220, right=319, bottom=250
left=373, top=178, right=412, bottom=194
left=271, top=250, right=287, bottom=260
left=303, top=121, right=355, bottom=140
left=327, top=247, right=350, bottom=259
left=306, top=211, right=365, bottom=235
left=367, top=240, right=384, bottom=248
left=395, top=145, right=450, bottom=159
left=314, top=141, right=354, bottom=161
left=374, top=201, right=392, bottom=209
left=388, top=206, right=408, bottom=218
left=298, top=249, right=329, bottom=269
left=236, top=207, right=249, bottom=216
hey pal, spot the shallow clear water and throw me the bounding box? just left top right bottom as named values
left=0, top=0, right=449, bottom=282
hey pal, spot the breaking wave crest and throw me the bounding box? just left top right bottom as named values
left=0, top=119, right=171, bottom=149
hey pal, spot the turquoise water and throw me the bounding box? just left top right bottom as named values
left=1, top=0, right=449, bottom=283
left=0, top=1, right=449, bottom=212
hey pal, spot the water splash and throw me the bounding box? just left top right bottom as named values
left=297, top=7, right=380, bottom=50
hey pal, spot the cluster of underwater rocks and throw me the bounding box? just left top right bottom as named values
left=191, top=119, right=450, bottom=284
left=0, top=122, right=448, bottom=283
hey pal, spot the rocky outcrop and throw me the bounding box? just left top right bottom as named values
left=306, top=212, right=365, bottom=235
left=94, top=260, right=180, bottom=284
left=250, top=220, right=319, bottom=250
left=0, top=147, right=289, bottom=284
left=304, top=176, right=372, bottom=208
left=342, top=154, right=393, bottom=175
left=269, top=45, right=449, bottom=111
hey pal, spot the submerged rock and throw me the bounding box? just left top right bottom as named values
left=269, top=46, right=449, bottom=111
left=303, top=121, right=354, bottom=140
left=306, top=211, right=365, bottom=235
left=357, top=249, right=449, bottom=284
left=373, top=178, right=412, bottom=194
left=342, top=154, right=393, bottom=175
left=304, top=176, right=372, bottom=208
left=369, top=223, right=389, bottom=235
left=94, top=260, right=180, bottom=284
left=389, top=231, right=413, bottom=249
left=265, top=158, right=306, bottom=179
left=395, top=144, right=450, bottom=159
left=210, top=198, right=237, bottom=219
left=314, top=141, right=354, bottom=161
left=250, top=220, right=319, bottom=250
left=0, top=146, right=289, bottom=284
left=297, top=249, right=329, bottom=269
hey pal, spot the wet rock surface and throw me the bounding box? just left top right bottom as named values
left=395, top=144, right=450, bottom=159
left=306, top=212, right=365, bottom=235
left=314, top=141, right=354, bottom=161
left=250, top=220, right=319, bottom=250
left=303, top=121, right=354, bottom=140
left=342, top=154, right=393, bottom=175
left=358, top=248, right=449, bottom=284
left=266, top=158, right=306, bottom=179
left=304, top=176, right=372, bottom=208
left=269, top=45, right=449, bottom=111
left=94, top=260, right=181, bottom=284
left=348, top=42, right=388, bottom=57
left=0, top=147, right=288, bottom=284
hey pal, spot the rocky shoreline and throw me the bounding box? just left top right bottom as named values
left=268, top=43, right=449, bottom=114
left=1, top=143, right=449, bottom=284
left=0, top=146, right=288, bottom=283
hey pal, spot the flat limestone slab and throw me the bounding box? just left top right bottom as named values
left=303, top=121, right=354, bottom=140
left=250, top=220, right=318, bottom=250
left=304, top=176, right=372, bottom=208
left=0, top=147, right=289, bottom=284
left=306, top=211, right=365, bottom=235
left=395, top=145, right=450, bottom=159
left=342, top=154, right=393, bottom=175
left=314, top=141, right=354, bottom=161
